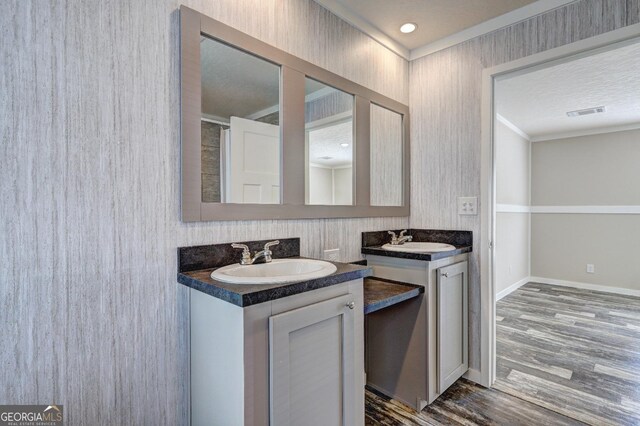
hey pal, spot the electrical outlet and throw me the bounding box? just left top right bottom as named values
left=324, top=248, right=340, bottom=262
left=458, top=197, right=478, bottom=215
left=586, top=264, right=595, bottom=274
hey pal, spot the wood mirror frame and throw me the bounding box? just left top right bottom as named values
left=180, top=5, right=410, bottom=221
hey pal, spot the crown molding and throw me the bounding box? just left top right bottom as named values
left=496, top=114, right=531, bottom=141
left=410, top=0, right=578, bottom=60
left=316, top=0, right=579, bottom=62
left=531, top=122, right=640, bottom=142
left=314, top=0, right=410, bottom=59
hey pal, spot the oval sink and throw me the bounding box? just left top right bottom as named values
left=210, top=258, right=338, bottom=284
left=381, top=242, right=457, bottom=253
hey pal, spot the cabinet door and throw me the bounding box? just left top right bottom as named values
left=436, top=261, right=468, bottom=393
left=270, top=294, right=356, bottom=426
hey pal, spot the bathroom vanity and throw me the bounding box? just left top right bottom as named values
left=362, top=229, right=472, bottom=410
left=177, top=230, right=471, bottom=424
left=177, top=238, right=369, bottom=426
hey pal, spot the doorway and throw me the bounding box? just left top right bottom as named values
left=481, top=25, right=640, bottom=424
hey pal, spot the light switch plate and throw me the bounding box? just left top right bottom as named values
left=586, top=264, right=595, bottom=273
left=324, top=248, right=340, bottom=262
left=458, top=197, right=478, bottom=215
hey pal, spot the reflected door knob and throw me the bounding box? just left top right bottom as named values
left=346, top=301, right=356, bottom=310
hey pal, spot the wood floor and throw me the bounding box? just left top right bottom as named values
left=495, top=282, right=640, bottom=425
left=365, top=282, right=640, bottom=425
left=365, top=379, right=581, bottom=425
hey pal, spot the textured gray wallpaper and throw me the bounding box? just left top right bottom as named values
left=1, top=0, right=638, bottom=423
left=409, top=0, right=639, bottom=371
left=0, top=0, right=408, bottom=424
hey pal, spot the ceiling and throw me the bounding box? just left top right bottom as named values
left=314, top=0, right=569, bottom=58
left=308, top=121, right=354, bottom=167
left=495, top=41, right=640, bottom=141
left=201, top=36, right=280, bottom=120
left=201, top=36, right=328, bottom=121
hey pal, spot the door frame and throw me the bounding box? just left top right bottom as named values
left=479, top=23, right=640, bottom=387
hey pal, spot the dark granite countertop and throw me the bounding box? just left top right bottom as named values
left=178, top=257, right=372, bottom=307
left=361, top=229, right=473, bottom=261
left=364, top=277, right=424, bottom=315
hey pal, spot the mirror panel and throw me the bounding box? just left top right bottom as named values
left=370, top=103, right=403, bottom=206
left=200, top=35, right=281, bottom=204
left=304, top=78, right=354, bottom=205
left=181, top=6, right=410, bottom=221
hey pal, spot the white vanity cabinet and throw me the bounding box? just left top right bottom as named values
left=363, top=254, right=469, bottom=409
left=189, top=279, right=364, bottom=426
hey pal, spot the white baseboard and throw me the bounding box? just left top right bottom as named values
left=530, top=276, right=640, bottom=297
left=496, top=276, right=530, bottom=301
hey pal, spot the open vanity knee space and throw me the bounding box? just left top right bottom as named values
left=362, top=229, right=472, bottom=410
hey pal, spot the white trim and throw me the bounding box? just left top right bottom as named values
left=497, top=205, right=640, bottom=214
left=410, top=0, right=578, bottom=60
left=481, top=23, right=640, bottom=389
left=202, top=114, right=230, bottom=126
left=309, top=162, right=332, bottom=169
left=496, top=204, right=530, bottom=213
left=246, top=87, right=338, bottom=121
left=479, top=50, right=496, bottom=390
left=304, top=86, right=338, bottom=103
left=463, top=368, right=485, bottom=386
left=496, top=277, right=530, bottom=301
left=530, top=205, right=640, bottom=214
left=531, top=122, right=640, bottom=142
left=313, top=0, right=410, bottom=59
left=245, top=104, right=280, bottom=121
left=530, top=277, right=640, bottom=298
left=496, top=114, right=531, bottom=141
left=305, top=111, right=353, bottom=131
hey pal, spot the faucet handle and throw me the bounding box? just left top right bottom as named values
left=231, top=243, right=251, bottom=263
left=388, top=230, right=398, bottom=239
left=263, top=240, right=280, bottom=252
left=399, top=229, right=408, bottom=237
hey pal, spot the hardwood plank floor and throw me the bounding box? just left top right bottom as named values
left=365, top=282, right=640, bottom=425
left=365, top=379, right=582, bottom=425
left=495, top=282, right=640, bottom=426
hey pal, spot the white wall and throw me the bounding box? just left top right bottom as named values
left=530, top=129, right=640, bottom=292
left=495, top=119, right=531, bottom=298
left=308, top=165, right=352, bottom=205
left=333, top=166, right=352, bottom=205
left=309, top=165, right=333, bottom=204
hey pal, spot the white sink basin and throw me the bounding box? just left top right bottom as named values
left=210, top=258, right=338, bottom=284
left=381, top=242, right=457, bottom=253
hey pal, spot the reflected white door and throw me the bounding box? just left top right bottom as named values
left=228, top=116, right=280, bottom=204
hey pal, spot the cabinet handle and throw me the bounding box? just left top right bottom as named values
left=441, top=272, right=449, bottom=278
left=346, top=301, right=356, bottom=310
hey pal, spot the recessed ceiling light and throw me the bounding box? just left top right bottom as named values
left=400, top=23, right=417, bottom=34
left=340, top=143, right=349, bottom=147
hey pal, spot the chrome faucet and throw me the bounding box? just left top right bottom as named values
left=231, top=240, right=280, bottom=265
left=388, top=230, right=412, bottom=245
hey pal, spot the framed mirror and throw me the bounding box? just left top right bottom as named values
left=181, top=6, right=409, bottom=221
